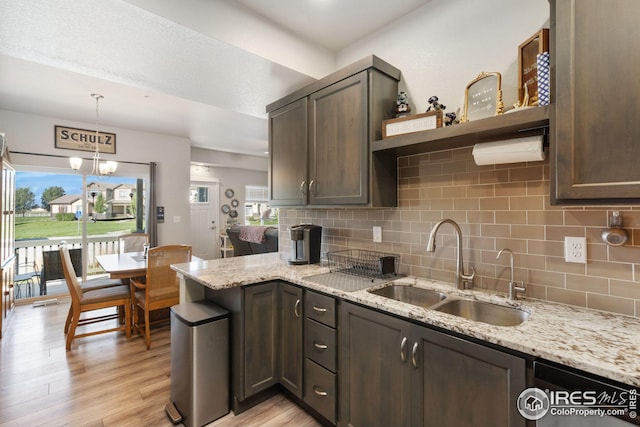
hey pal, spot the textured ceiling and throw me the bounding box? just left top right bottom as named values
left=0, top=0, right=431, bottom=157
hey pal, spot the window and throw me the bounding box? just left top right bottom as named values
left=190, top=186, right=209, bottom=203
left=244, top=185, right=277, bottom=225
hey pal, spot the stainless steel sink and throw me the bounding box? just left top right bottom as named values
left=368, top=285, right=447, bottom=308
left=433, top=298, right=529, bottom=326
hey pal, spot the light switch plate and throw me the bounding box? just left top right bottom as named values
left=373, top=226, right=382, bottom=243
left=565, top=236, right=587, bottom=264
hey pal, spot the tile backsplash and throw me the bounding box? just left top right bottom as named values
left=279, top=146, right=640, bottom=317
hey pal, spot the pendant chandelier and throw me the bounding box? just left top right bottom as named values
left=69, top=93, right=117, bottom=176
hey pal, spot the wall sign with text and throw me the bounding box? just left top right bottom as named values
left=54, top=125, right=116, bottom=154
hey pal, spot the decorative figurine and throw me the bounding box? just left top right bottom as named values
left=395, top=91, right=411, bottom=118
left=426, top=95, right=446, bottom=112
left=444, top=112, right=457, bottom=126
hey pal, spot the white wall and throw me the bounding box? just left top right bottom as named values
left=190, top=161, right=267, bottom=226
left=0, top=109, right=192, bottom=246
left=337, top=0, right=550, bottom=114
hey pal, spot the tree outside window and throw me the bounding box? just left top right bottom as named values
left=16, top=187, right=36, bottom=217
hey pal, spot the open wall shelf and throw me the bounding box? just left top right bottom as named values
left=371, top=106, right=549, bottom=157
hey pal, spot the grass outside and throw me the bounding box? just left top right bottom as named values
left=16, top=216, right=139, bottom=239
left=247, top=218, right=279, bottom=226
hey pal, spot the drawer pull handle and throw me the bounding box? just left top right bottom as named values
left=411, top=342, right=419, bottom=368
left=400, top=337, right=408, bottom=363
left=294, top=299, right=301, bottom=318
left=313, top=341, right=328, bottom=350
left=313, top=386, right=328, bottom=397
left=312, top=305, right=327, bottom=313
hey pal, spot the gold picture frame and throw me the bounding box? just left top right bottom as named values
left=518, top=29, right=549, bottom=107
left=462, top=72, right=503, bottom=123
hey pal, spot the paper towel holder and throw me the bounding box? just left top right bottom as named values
left=472, top=134, right=546, bottom=166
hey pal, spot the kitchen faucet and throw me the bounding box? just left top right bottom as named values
left=496, top=248, right=526, bottom=300
left=426, top=219, right=475, bottom=289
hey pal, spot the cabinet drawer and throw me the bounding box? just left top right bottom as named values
left=305, top=290, right=336, bottom=328
left=305, top=318, right=336, bottom=372
left=304, top=358, right=336, bottom=424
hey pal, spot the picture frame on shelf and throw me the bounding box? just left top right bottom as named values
left=462, top=72, right=503, bottom=122
left=518, top=28, right=549, bottom=107
left=382, top=111, right=443, bottom=139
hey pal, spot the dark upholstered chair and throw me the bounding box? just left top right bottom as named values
left=226, top=225, right=278, bottom=256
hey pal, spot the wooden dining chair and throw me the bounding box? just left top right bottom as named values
left=63, top=275, right=126, bottom=335
left=130, top=244, right=192, bottom=349
left=119, top=233, right=149, bottom=253
left=60, top=246, right=132, bottom=351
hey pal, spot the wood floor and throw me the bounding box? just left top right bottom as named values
left=0, top=300, right=321, bottom=427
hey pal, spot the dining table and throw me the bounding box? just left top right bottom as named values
left=96, top=251, right=203, bottom=280
left=95, top=251, right=149, bottom=280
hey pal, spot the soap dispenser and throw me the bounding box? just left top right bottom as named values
left=601, top=211, right=629, bottom=246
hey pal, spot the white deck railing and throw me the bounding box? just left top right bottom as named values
left=15, top=236, right=120, bottom=276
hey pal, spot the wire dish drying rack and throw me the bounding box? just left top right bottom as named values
left=327, top=249, right=400, bottom=279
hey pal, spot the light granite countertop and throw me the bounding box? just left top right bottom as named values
left=173, top=252, right=640, bottom=387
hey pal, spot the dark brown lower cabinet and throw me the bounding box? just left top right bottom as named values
left=304, top=290, right=338, bottom=424
left=206, top=281, right=304, bottom=411
left=243, top=282, right=279, bottom=398
left=339, top=302, right=526, bottom=427
left=339, top=302, right=412, bottom=427
left=411, top=326, right=526, bottom=427
left=280, top=282, right=303, bottom=398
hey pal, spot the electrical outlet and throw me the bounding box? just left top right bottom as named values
left=373, top=226, right=382, bottom=243
left=565, top=236, right=587, bottom=264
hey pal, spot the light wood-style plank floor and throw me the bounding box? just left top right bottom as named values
left=0, top=300, right=321, bottom=427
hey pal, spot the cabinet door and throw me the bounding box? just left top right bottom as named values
left=411, top=325, right=526, bottom=427
left=279, top=282, right=303, bottom=398
left=269, top=98, right=308, bottom=206
left=243, top=282, right=279, bottom=397
left=339, top=302, right=411, bottom=427
left=552, top=0, right=640, bottom=202
left=309, top=71, right=369, bottom=205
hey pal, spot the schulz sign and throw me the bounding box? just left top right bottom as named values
left=55, top=125, right=116, bottom=154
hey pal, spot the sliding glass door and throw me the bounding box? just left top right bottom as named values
left=15, top=169, right=147, bottom=301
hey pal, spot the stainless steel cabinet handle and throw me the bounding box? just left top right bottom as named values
left=313, top=386, right=328, bottom=397
left=294, top=299, right=300, bottom=318
left=309, top=179, right=316, bottom=196
left=313, top=341, right=328, bottom=350
left=411, top=342, right=419, bottom=368
left=300, top=180, right=306, bottom=196
left=312, top=305, right=327, bottom=313
left=400, top=337, right=408, bottom=363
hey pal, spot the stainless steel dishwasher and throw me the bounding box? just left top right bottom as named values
left=532, top=361, right=638, bottom=426
left=165, top=301, right=230, bottom=427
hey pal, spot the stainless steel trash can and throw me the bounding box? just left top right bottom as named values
left=166, top=301, right=230, bottom=427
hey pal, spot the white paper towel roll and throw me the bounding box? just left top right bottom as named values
left=472, top=135, right=545, bottom=165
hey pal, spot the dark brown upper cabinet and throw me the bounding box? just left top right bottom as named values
left=267, top=55, right=400, bottom=207
left=551, top=0, right=640, bottom=204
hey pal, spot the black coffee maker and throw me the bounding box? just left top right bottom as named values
left=288, top=224, right=322, bottom=265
